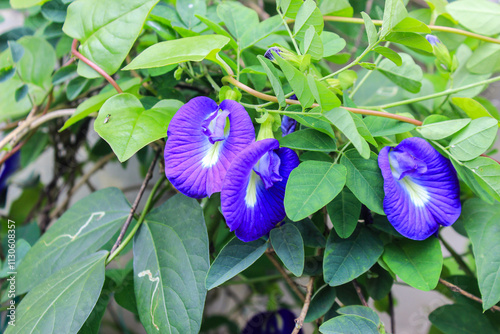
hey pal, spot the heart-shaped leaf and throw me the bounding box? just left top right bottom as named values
left=95, top=93, right=183, bottom=162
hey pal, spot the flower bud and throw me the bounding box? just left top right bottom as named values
left=426, top=34, right=453, bottom=72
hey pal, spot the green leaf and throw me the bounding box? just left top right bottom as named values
left=384, top=31, right=433, bottom=53
left=5, top=251, right=107, bottom=334
left=15, top=188, right=130, bottom=295
left=9, top=0, right=43, bottom=9
left=257, top=55, right=286, bottom=107
left=318, top=0, right=353, bottom=17
left=340, top=150, right=385, bottom=215
left=95, top=93, right=182, bottom=162
left=307, top=74, right=341, bottom=110
left=300, top=25, right=324, bottom=60
left=467, top=44, right=500, bottom=75
left=327, top=187, right=361, bottom=239
left=429, top=303, right=498, bottom=334
left=270, top=223, right=304, bottom=276
left=293, top=0, right=324, bottom=41
left=446, top=0, right=500, bottom=36
left=288, top=112, right=336, bottom=138
left=452, top=45, right=491, bottom=99
left=134, top=194, right=209, bottom=333
left=61, top=78, right=141, bottom=131
left=288, top=218, right=326, bottom=248
left=365, top=264, right=394, bottom=300
left=363, top=115, right=416, bottom=137
left=393, top=16, right=431, bottom=33
left=284, top=161, right=347, bottom=221
left=217, top=1, right=259, bottom=41
left=373, top=46, right=402, bottom=66
left=14, top=84, right=28, bottom=102
left=418, top=118, right=471, bottom=140
left=176, top=0, right=206, bottom=29
left=124, top=35, right=230, bottom=70
left=8, top=40, right=24, bottom=63
left=449, top=117, right=498, bottom=161
left=278, top=0, right=303, bottom=19
left=17, top=36, right=56, bottom=90
left=63, top=0, right=159, bottom=78
left=337, top=305, right=380, bottom=326
left=323, top=228, right=383, bottom=286
left=66, top=76, right=91, bottom=101
left=0, top=66, right=15, bottom=83
left=321, top=31, right=346, bottom=57
left=304, top=285, right=336, bottom=322
left=383, top=238, right=443, bottom=291
left=324, top=108, right=370, bottom=159
left=240, top=15, right=283, bottom=50
left=195, top=15, right=238, bottom=50
left=377, top=53, right=423, bottom=93
left=351, top=114, right=377, bottom=146
left=320, top=315, right=379, bottom=334
left=206, top=237, right=268, bottom=289
left=279, top=128, right=337, bottom=152
left=462, top=198, right=500, bottom=310
left=459, top=157, right=500, bottom=202
left=52, top=64, right=78, bottom=85
left=41, top=0, right=68, bottom=23
left=361, top=12, right=377, bottom=45
left=274, top=53, right=315, bottom=108
left=380, top=0, right=408, bottom=38
left=79, top=276, right=115, bottom=334
left=452, top=97, right=498, bottom=121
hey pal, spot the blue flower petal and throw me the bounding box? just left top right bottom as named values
left=281, top=116, right=297, bottom=136
left=378, top=137, right=461, bottom=240
left=221, top=138, right=299, bottom=242
left=164, top=97, right=255, bottom=198
left=242, top=309, right=301, bottom=334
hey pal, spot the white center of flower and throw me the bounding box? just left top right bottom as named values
left=201, top=141, right=223, bottom=167
left=245, top=171, right=259, bottom=207
left=400, top=177, right=430, bottom=207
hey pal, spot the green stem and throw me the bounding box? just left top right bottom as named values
left=439, top=234, right=475, bottom=277
left=321, top=41, right=379, bottom=81
left=350, top=43, right=388, bottom=98
left=363, top=76, right=500, bottom=109
left=257, top=109, right=323, bottom=116
left=105, top=177, right=165, bottom=265
left=279, top=8, right=301, bottom=55
left=334, top=142, right=351, bottom=164
left=236, top=46, right=241, bottom=82
left=322, top=16, right=500, bottom=45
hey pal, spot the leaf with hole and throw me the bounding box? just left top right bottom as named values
left=94, top=93, right=183, bottom=162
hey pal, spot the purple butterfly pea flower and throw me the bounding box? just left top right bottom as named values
left=378, top=137, right=461, bottom=240
left=264, top=47, right=283, bottom=61
left=221, top=138, right=299, bottom=242
left=0, top=151, right=20, bottom=206
left=426, top=34, right=441, bottom=46
left=281, top=116, right=297, bottom=137
left=164, top=97, right=255, bottom=198
left=242, top=309, right=302, bottom=334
